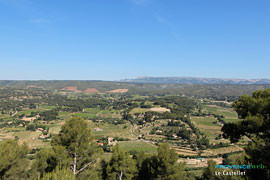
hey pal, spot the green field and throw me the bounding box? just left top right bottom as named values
left=13, top=131, right=49, bottom=148
left=189, top=169, right=204, bottom=177
left=84, top=108, right=100, bottom=113
left=191, top=116, right=221, bottom=141
left=203, top=105, right=238, bottom=118
left=223, top=118, right=240, bottom=123
left=16, top=106, right=57, bottom=116
left=88, top=121, right=134, bottom=139
left=201, top=145, right=243, bottom=156
left=39, top=105, right=57, bottom=110
left=191, top=116, right=218, bottom=126
left=118, top=141, right=157, bottom=153
left=48, top=121, right=64, bottom=134
left=58, top=112, right=72, bottom=119
left=130, top=108, right=150, bottom=114
left=75, top=112, right=96, bottom=119
left=0, top=114, right=9, bottom=118
left=16, top=109, right=43, bottom=116
left=3, top=127, right=25, bottom=133
left=202, top=104, right=241, bottom=124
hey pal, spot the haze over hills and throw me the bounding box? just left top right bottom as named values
left=1, top=80, right=270, bottom=98
left=121, top=77, right=270, bottom=85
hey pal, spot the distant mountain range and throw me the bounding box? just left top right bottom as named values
left=121, top=77, right=270, bottom=84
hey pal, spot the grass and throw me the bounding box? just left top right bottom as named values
left=13, top=131, right=49, bottom=148
left=81, top=108, right=121, bottom=119
left=58, top=112, right=72, bottom=120
left=201, top=145, right=243, bottom=156
left=88, top=121, right=134, bottom=139
left=84, top=108, right=100, bottom=113
left=59, top=112, right=71, bottom=116
left=174, top=147, right=198, bottom=156
left=0, top=114, right=9, bottom=118
left=196, top=105, right=241, bottom=141
left=4, top=127, right=25, bottom=132
left=191, top=117, right=218, bottom=126
left=118, top=141, right=157, bottom=153
left=131, top=94, right=148, bottom=99
left=227, top=152, right=245, bottom=164
left=145, top=101, right=154, bottom=106
left=130, top=108, right=150, bottom=114
left=75, top=112, right=96, bottom=119
left=39, top=105, right=58, bottom=110
left=16, top=106, right=56, bottom=116
left=191, top=116, right=221, bottom=141
left=203, top=105, right=238, bottom=118
left=223, top=118, right=240, bottom=123
left=48, top=121, right=64, bottom=134
left=189, top=169, right=204, bottom=177
left=96, top=110, right=122, bottom=119
left=17, top=109, right=42, bottom=116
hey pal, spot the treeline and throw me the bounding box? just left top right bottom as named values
left=151, top=96, right=196, bottom=115
left=46, top=95, right=110, bottom=111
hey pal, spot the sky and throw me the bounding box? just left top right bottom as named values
left=0, top=0, right=269, bottom=80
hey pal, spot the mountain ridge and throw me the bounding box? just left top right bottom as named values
left=121, top=77, right=270, bottom=84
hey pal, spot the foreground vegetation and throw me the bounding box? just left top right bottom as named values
left=0, top=117, right=190, bottom=180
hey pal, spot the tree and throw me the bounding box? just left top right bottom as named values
left=138, top=143, right=189, bottom=180
left=106, top=144, right=137, bottom=180
left=222, top=89, right=270, bottom=179
left=133, top=151, right=146, bottom=174
left=26, top=123, right=36, bottom=131
left=30, top=147, right=69, bottom=178
left=0, top=140, right=29, bottom=180
left=40, top=166, right=75, bottom=180
left=156, top=143, right=188, bottom=180
left=51, top=117, right=102, bottom=176
left=29, top=103, right=36, bottom=109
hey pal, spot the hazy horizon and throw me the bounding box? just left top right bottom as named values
left=1, top=76, right=270, bottom=81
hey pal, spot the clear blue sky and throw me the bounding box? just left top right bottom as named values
left=0, top=0, right=269, bottom=80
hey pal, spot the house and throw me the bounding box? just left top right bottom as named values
left=108, top=137, right=116, bottom=146
left=173, top=134, right=178, bottom=138
left=39, top=134, right=49, bottom=139
left=156, top=130, right=163, bottom=133
left=97, top=142, right=104, bottom=146
left=94, top=127, right=103, bottom=132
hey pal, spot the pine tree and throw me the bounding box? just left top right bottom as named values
left=0, top=140, right=29, bottom=180
left=156, top=143, right=188, bottom=180
left=222, top=89, right=270, bottom=179
left=51, top=117, right=102, bottom=176
left=30, top=146, right=69, bottom=178
left=40, top=166, right=75, bottom=180
left=138, top=143, right=189, bottom=180
left=106, top=144, right=137, bottom=180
